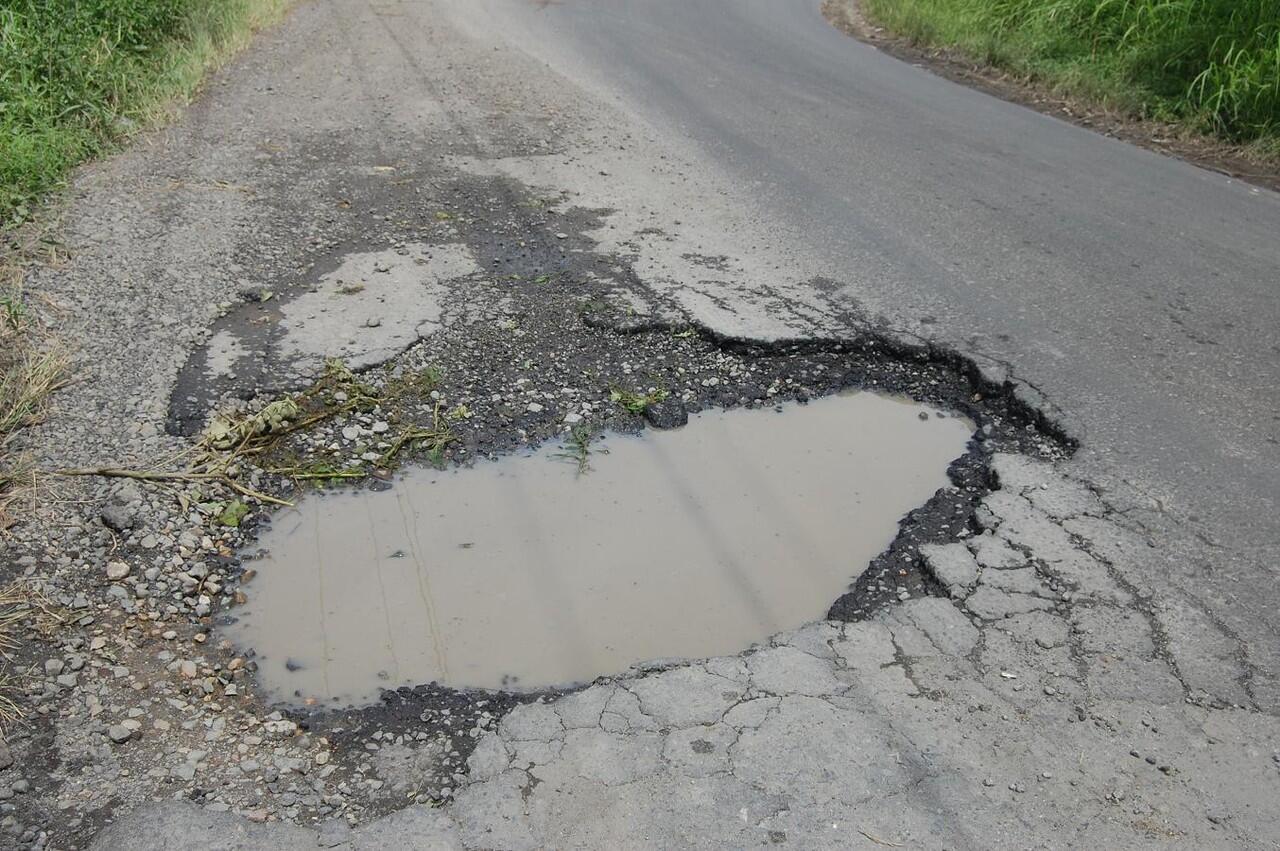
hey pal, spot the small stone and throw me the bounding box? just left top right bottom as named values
left=526, top=402, right=544, bottom=413
left=365, top=317, right=381, bottom=328
left=642, top=398, right=688, bottom=430
left=43, top=659, right=64, bottom=677
left=56, top=673, right=78, bottom=689
left=342, top=426, right=360, bottom=441
left=920, top=543, right=979, bottom=596
left=99, top=489, right=140, bottom=531
left=107, top=725, right=133, bottom=744
left=263, top=719, right=298, bottom=737
left=105, top=561, right=131, bottom=582
left=171, top=763, right=197, bottom=781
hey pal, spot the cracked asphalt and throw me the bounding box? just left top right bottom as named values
left=4, top=0, right=1279, bottom=848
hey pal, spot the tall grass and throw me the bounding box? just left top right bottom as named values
left=0, top=0, right=289, bottom=226
left=862, top=0, right=1280, bottom=149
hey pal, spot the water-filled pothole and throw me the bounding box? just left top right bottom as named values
left=227, top=392, right=972, bottom=706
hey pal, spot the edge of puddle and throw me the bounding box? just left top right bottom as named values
left=210, top=312, right=1076, bottom=817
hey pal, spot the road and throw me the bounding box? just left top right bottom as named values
left=447, top=0, right=1280, bottom=694
left=8, top=0, right=1277, bottom=847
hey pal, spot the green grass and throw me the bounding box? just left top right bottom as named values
left=0, top=0, right=290, bottom=226
left=860, top=0, right=1280, bottom=150
left=609, top=386, right=669, bottom=415
left=554, top=424, right=602, bottom=476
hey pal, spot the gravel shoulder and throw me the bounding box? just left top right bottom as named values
left=1, top=1, right=1277, bottom=849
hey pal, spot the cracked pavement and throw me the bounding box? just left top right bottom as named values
left=91, top=455, right=1280, bottom=848
left=3, top=0, right=1278, bottom=848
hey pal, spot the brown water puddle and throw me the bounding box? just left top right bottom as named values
left=228, top=392, right=972, bottom=707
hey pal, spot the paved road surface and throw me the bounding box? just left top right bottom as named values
left=450, top=0, right=1280, bottom=690
left=15, top=0, right=1275, bottom=847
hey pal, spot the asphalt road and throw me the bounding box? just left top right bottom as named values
left=47, top=0, right=1280, bottom=845
left=447, top=0, right=1280, bottom=679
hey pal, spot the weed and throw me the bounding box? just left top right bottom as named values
left=554, top=424, right=604, bottom=475
left=0, top=580, right=64, bottom=728
left=215, top=499, right=249, bottom=527
left=270, top=460, right=364, bottom=483
left=378, top=403, right=457, bottom=468
left=0, top=345, right=69, bottom=448
left=386, top=363, right=444, bottom=396
left=610, top=386, right=669, bottom=415
left=0, top=461, right=36, bottom=532
left=0, top=289, right=27, bottom=332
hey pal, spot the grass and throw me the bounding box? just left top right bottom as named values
left=0, top=279, right=68, bottom=529
left=0, top=580, right=64, bottom=728
left=610, top=386, right=669, bottom=415
left=0, top=338, right=68, bottom=447
left=554, top=424, right=603, bottom=476
left=0, top=0, right=292, bottom=227
left=858, top=0, right=1280, bottom=152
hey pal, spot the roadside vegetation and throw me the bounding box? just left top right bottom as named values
left=859, top=0, right=1280, bottom=153
left=0, top=275, right=67, bottom=532
left=1, top=0, right=289, bottom=523
left=0, top=0, right=290, bottom=227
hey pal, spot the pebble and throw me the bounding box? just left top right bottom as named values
left=105, top=561, right=131, bottom=581
left=107, top=726, right=133, bottom=744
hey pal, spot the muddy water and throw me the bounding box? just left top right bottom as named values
left=228, top=393, right=972, bottom=706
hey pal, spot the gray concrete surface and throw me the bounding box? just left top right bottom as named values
left=8, top=0, right=1277, bottom=847
left=444, top=0, right=1280, bottom=707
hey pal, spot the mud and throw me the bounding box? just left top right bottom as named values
left=226, top=393, right=971, bottom=706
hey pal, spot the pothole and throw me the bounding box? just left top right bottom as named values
left=226, top=391, right=971, bottom=707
